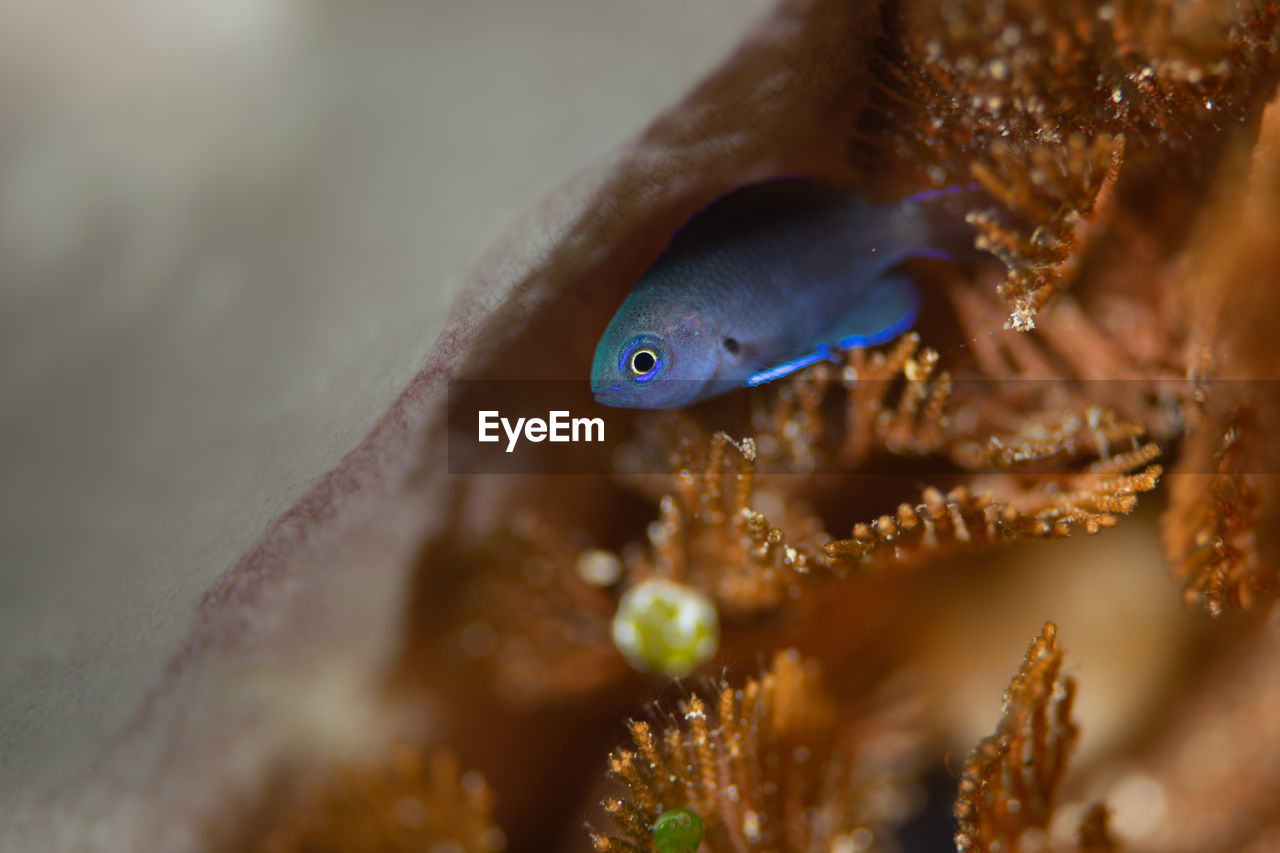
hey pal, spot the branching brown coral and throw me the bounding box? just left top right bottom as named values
left=968, top=133, right=1124, bottom=330
left=259, top=748, right=505, bottom=853
left=856, top=0, right=1280, bottom=327
left=822, top=465, right=1161, bottom=574
left=631, top=336, right=1162, bottom=586
left=589, top=649, right=923, bottom=852
left=1164, top=418, right=1263, bottom=614
left=954, top=622, right=1083, bottom=853
left=941, top=281, right=1189, bottom=442
left=759, top=330, right=1172, bottom=471
left=634, top=431, right=823, bottom=617
left=839, top=333, right=954, bottom=461
left=1162, top=89, right=1280, bottom=615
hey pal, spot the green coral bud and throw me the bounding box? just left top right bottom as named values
left=652, top=807, right=703, bottom=853
left=611, top=578, right=719, bottom=677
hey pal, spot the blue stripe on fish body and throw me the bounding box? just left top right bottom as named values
left=591, top=179, right=977, bottom=409
left=745, top=346, right=834, bottom=387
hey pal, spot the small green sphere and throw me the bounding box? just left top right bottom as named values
left=652, top=807, right=704, bottom=853
left=611, top=578, right=719, bottom=677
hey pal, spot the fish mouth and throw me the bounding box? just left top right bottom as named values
left=593, top=388, right=630, bottom=408
left=594, top=378, right=649, bottom=408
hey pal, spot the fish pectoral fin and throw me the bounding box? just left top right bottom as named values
left=822, top=274, right=921, bottom=349
left=745, top=275, right=922, bottom=388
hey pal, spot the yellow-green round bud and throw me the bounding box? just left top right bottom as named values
left=611, top=578, right=718, bottom=677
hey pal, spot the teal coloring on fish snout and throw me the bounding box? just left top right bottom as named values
left=590, top=179, right=981, bottom=409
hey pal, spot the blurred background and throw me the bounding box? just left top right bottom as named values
left=0, top=0, right=770, bottom=827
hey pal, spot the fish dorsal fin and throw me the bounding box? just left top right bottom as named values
left=663, top=179, right=863, bottom=258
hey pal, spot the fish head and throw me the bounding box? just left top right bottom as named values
left=591, top=296, right=719, bottom=409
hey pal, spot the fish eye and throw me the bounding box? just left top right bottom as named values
left=619, top=336, right=665, bottom=384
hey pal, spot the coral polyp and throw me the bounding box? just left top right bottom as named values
left=610, top=578, right=720, bottom=677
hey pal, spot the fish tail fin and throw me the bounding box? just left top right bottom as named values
left=891, top=183, right=996, bottom=265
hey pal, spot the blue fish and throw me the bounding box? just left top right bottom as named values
left=590, top=179, right=980, bottom=409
